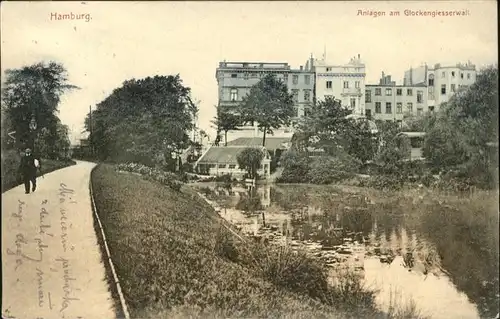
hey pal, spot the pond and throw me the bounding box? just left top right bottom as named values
left=194, top=182, right=499, bottom=319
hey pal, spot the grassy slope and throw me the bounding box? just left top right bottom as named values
left=1, top=149, right=76, bottom=193
left=91, top=164, right=345, bottom=319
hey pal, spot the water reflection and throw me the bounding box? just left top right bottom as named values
left=199, top=183, right=498, bottom=318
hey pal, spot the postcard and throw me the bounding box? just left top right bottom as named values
left=1, top=1, right=498, bottom=319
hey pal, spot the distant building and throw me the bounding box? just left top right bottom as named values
left=194, top=145, right=272, bottom=179
left=404, top=62, right=477, bottom=111
left=226, top=137, right=292, bottom=158
left=307, top=54, right=366, bottom=116
left=396, top=132, right=426, bottom=161
left=215, top=61, right=315, bottom=120
left=224, top=125, right=294, bottom=145
left=365, top=72, right=428, bottom=123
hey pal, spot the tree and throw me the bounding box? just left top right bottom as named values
left=295, top=97, right=377, bottom=162
left=211, top=105, right=241, bottom=146
left=237, top=147, right=265, bottom=180
left=1, top=61, right=78, bottom=152
left=85, top=75, right=198, bottom=168
left=423, top=65, right=498, bottom=187
left=374, top=120, right=410, bottom=175
left=239, top=74, right=295, bottom=146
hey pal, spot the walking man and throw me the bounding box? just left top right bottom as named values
left=19, top=148, right=38, bottom=194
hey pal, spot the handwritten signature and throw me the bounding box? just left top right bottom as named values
left=6, top=234, right=42, bottom=270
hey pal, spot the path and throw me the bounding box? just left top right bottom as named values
left=2, top=161, right=116, bottom=319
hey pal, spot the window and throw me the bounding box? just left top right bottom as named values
left=451, top=84, right=456, bottom=92
left=343, top=81, right=349, bottom=88
left=385, top=88, right=392, bottom=96
left=428, top=74, right=434, bottom=86
left=326, top=67, right=332, bottom=72
left=365, top=109, right=372, bottom=118
left=304, top=108, right=310, bottom=117
left=230, top=88, right=238, bottom=101
left=228, top=164, right=236, bottom=169
left=284, top=74, right=288, bottom=82
left=441, top=84, right=446, bottom=95
left=326, top=81, right=332, bottom=89
left=218, top=164, right=226, bottom=169
left=417, top=90, right=423, bottom=103
left=441, top=71, right=445, bottom=78
left=452, top=71, right=455, bottom=77
left=365, top=90, right=372, bottom=103
left=396, top=88, right=402, bottom=96
left=417, top=108, right=423, bottom=116
left=375, top=88, right=381, bottom=95
left=244, top=73, right=249, bottom=80
left=209, top=164, right=216, bottom=168
left=231, top=73, right=237, bottom=78
left=355, top=81, right=360, bottom=88
left=429, top=106, right=435, bottom=112
left=467, top=73, right=471, bottom=79
left=292, top=75, right=299, bottom=84
left=304, top=90, right=311, bottom=102
left=407, top=89, right=413, bottom=96
left=292, top=89, right=299, bottom=103
left=251, top=72, right=257, bottom=77
left=375, top=102, right=382, bottom=113
left=304, top=75, right=311, bottom=85
left=385, top=102, right=392, bottom=114
left=350, top=98, right=356, bottom=108
left=407, top=103, right=413, bottom=113
left=396, top=102, right=403, bottom=114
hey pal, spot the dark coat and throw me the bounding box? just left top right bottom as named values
left=19, top=154, right=38, bottom=176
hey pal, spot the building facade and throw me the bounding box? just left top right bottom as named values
left=215, top=61, right=315, bottom=119
left=194, top=145, right=272, bottom=179
left=365, top=72, right=428, bottom=123
left=308, top=54, right=366, bottom=116
left=404, top=62, right=477, bottom=111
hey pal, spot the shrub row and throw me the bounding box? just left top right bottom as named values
left=277, top=151, right=360, bottom=185
left=116, top=162, right=183, bottom=191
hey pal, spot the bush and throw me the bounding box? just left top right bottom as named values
left=116, top=162, right=183, bottom=191
left=277, top=150, right=310, bottom=183
left=308, top=154, right=360, bottom=184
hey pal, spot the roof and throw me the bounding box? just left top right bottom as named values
left=226, top=137, right=292, bottom=150
left=196, top=146, right=269, bottom=164
left=227, top=137, right=292, bottom=151
left=397, top=132, right=426, bottom=138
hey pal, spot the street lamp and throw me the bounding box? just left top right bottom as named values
left=29, top=116, right=37, bottom=131
left=28, top=115, right=37, bottom=151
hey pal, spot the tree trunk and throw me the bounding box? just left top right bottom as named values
left=224, top=131, right=228, bottom=146
left=262, top=129, right=267, bottom=147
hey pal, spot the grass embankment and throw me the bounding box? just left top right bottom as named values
left=1, top=149, right=76, bottom=193
left=91, top=164, right=425, bottom=319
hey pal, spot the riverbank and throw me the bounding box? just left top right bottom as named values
left=91, top=164, right=427, bottom=319
left=194, top=181, right=499, bottom=319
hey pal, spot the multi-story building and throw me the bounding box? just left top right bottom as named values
left=215, top=61, right=314, bottom=143
left=307, top=54, right=366, bottom=116
left=215, top=61, right=315, bottom=119
left=365, top=72, right=428, bottom=123
left=404, top=62, right=477, bottom=111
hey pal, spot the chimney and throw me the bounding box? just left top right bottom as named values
left=300, top=66, right=303, bottom=71
left=358, top=54, right=360, bottom=59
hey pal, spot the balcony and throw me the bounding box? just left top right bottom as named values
left=341, top=87, right=362, bottom=96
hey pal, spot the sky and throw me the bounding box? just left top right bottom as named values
left=1, top=1, right=497, bottom=143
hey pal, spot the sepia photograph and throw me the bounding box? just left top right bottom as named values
left=1, top=1, right=498, bottom=319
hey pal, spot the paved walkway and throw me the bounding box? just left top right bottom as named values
left=2, top=161, right=116, bottom=319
